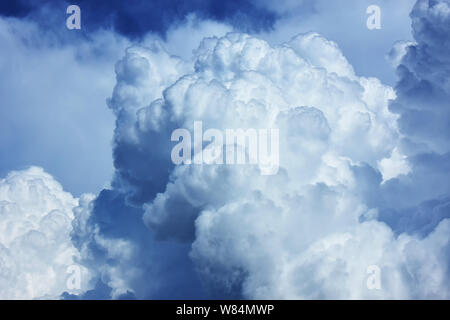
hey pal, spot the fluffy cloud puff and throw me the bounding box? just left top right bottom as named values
left=0, top=167, right=90, bottom=299
left=71, top=0, right=450, bottom=299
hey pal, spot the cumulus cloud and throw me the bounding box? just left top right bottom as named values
left=2, top=0, right=447, bottom=300
left=0, top=167, right=90, bottom=299
left=70, top=0, right=450, bottom=298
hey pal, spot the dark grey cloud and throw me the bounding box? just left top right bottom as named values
left=374, top=0, right=450, bottom=240
left=0, top=0, right=278, bottom=38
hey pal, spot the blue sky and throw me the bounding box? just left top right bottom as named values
left=0, top=0, right=449, bottom=299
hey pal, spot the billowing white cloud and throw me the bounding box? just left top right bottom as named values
left=71, top=6, right=450, bottom=298
left=0, top=167, right=90, bottom=299
left=1, top=0, right=445, bottom=300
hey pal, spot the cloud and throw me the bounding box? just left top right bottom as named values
left=2, top=0, right=448, bottom=300
left=157, top=14, right=232, bottom=60
left=193, top=201, right=450, bottom=299
left=258, top=0, right=417, bottom=85
left=69, top=189, right=208, bottom=299
left=0, top=0, right=277, bottom=38
left=0, top=167, right=90, bottom=299
left=376, top=0, right=450, bottom=239
left=390, top=0, right=450, bottom=155
left=70, top=6, right=450, bottom=297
